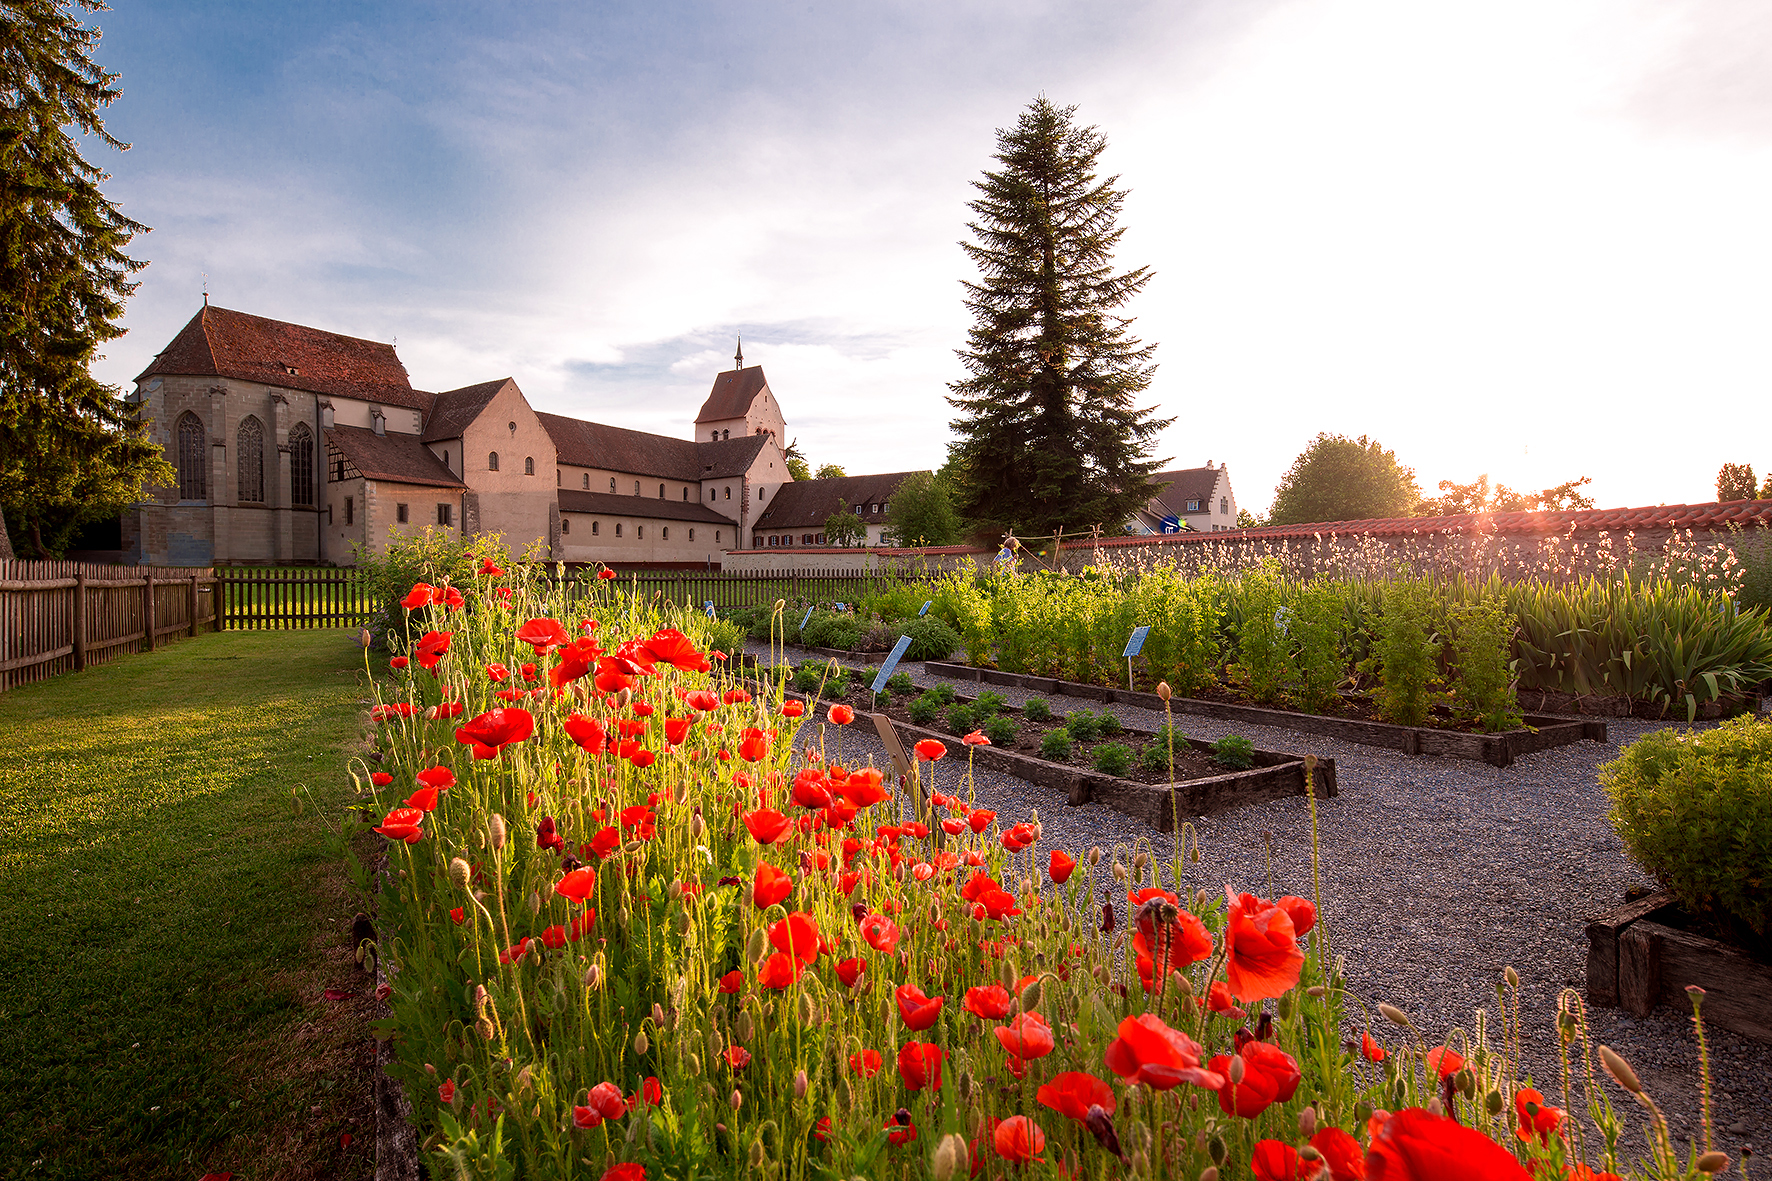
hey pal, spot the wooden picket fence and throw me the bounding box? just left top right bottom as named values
left=214, top=567, right=377, bottom=630
left=0, top=560, right=219, bottom=692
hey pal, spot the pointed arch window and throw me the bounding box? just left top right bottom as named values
left=176, top=412, right=206, bottom=501
left=237, top=416, right=265, bottom=502
left=289, top=422, right=314, bottom=505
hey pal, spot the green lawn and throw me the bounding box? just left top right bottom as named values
left=0, top=630, right=376, bottom=1180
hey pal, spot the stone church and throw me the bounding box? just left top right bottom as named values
left=124, top=305, right=799, bottom=567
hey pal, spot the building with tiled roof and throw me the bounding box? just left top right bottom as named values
left=1132, top=464, right=1239, bottom=533
left=749, top=472, right=926, bottom=548
left=124, top=307, right=792, bottom=567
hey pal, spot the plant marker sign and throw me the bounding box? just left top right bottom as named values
left=1122, top=625, right=1151, bottom=691
left=800, top=605, right=815, bottom=632
left=919, top=600, right=933, bottom=616
left=705, top=601, right=716, bottom=618
left=870, top=635, right=915, bottom=701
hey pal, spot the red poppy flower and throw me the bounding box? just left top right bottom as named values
left=962, top=729, right=989, bottom=745
left=895, top=983, right=945, bottom=1031
left=1133, top=906, right=1213, bottom=992
left=1103, top=1013, right=1223, bottom=1092
left=859, top=913, right=899, bottom=953
left=768, top=911, right=821, bottom=966
left=723, top=688, right=752, bottom=705
left=1277, top=894, right=1317, bottom=937
left=426, top=701, right=466, bottom=721
left=438, top=1079, right=456, bottom=1104
left=1208, top=1040, right=1303, bottom=1118
left=1424, top=1046, right=1465, bottom=1080
left=374, top=806, right=425, bottom=843
left=414, top=630, right=453, bottom=671
left=414, top=766, right=454, bottom=791
left=370, top=771, right=394, bottom=787
left=753, top=862, right=792, bottom=908
left=479, top=558, right=504, bottom=577
left=1036, top=1072, right=1116, bottom=1123
left=1250, top=1140, right=1310, bottom=1181
left=962, top=984, right=1013, bottom=1020
left=967, top=808, right=995, bottom=833
left=896, top=1041, right=942, bottom=1091
left=555, top=867, right=597, bottom=904
left=790, top=769, right=833, bottom=809
left=1310, top=1127, right=1365, bottom=1180
left=828, top=704, right=854, bottom=725
left=1367, top=1107, right=1532, bottom=1180
left=685, top=690, right=720, bottom=712
left=995, top=1010, right=1055, bottom=1059
left=717, top=969, right=742, bottom=994
left=568, top=910, right=597, bottom=942
left=993, top=1116, right=1045, bottom=1163
left=641, top=628, right=704, bottom=672
left=1514, top=1088, right=1562, bottom=1145
left=405, top=786, right=440, bottom=812
left=401, top=583, right=437, bottom=610
left=1224, top=886, right=1306, bottom=1002
left=913, top=738, right=946, bottom=761
left=450, top=906, right=464, bottom=924
left=1048, top=849, right=1076, bottom=884
left=1203, top=980, right=1247, bottom=1019
left=585, top=1081, right=626, bottom=1121
left=562, top=712, right=606, bottom=754
left=372, top=702, right=416, bottom=722
left=738, top=728, right=771, bottom=762
left=723, top=1045, right=751, bottom=1069
left=779, top=699, right=804, bottom=717
left=885, top=1116, right=918, bottom=1146
left=835, top=957, right=866, bottom=988
left=743, top=808, right=790, bottom=845
left=598, top=1167, right=644, bottom=1181
left=591, top=655, right=637, bottom=694
left=455, top=707, right=535, bottom=759
left=849, top=1048, right=883, bottom=1077
left=757, top=950, right=804, bottom=989
left=586, top=825, right=619, bottom=859
left=572, top=1104, right=602, bottom=1130
left=1000, top=821, right=1037, bottom=852
left=516, top=618, right=571, bottom=654
left=839, top=768, right=889, bottom=807
left=1361, top=1031, right=1386, bottom=1063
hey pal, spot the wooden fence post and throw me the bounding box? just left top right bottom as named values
left=144, top=571, right=156, bottom=651
left=189, top=575, right=200, bottom=638
left=73, top=570, right=87, bottom=670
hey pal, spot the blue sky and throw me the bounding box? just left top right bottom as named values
left=90, top=0, right=1772, bottom=513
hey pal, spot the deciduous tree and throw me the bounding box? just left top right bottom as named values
left=884, top=471, right=961, bottom=547
left=823, top=511, right=867, bottom=547
left=1718, top=463, right=1758, bottom=502
left=1267, top=434, right=1419, bottom=526
left=946, top=97, right=1171, bottom=539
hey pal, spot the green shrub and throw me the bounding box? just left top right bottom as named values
left=907, top=692, right=943, bottom=726
left=357, top=526, right=510, bottom=648
left=802, top=611, right=863, bottom=652
left=704, top=617, right=747, bottom=660
left=1040, top=728, right=1073, bottom=762
left=902, top=615, right=962, bottom=662
left=1023, top=697, right=1053, bottom=723
left=1211, top=734, right=1256, bottom=770
left=1140, top=741, right=1173, bottom=774
left=983, top=715, right=1020, bottom=747
left=972, top=691, right=1007, bottom=717
left=1601, top=716, right=1772, bottom=942
left=1450, top=597, right=1523, bottom=733
left=887, top=672, right=914, bottom=696
left=1290, top=582, right=1347, bottom=715
left=792, top=663, right=824, bottom=693
left=727, top=605, right=776, bottom=641
left=1373, top=581, right=1440, bottom=726
left=1064, top=710, right=1101, bottom=744
left=946, top=703, right=976, bottom=735
left=1233, top=562, right=1292, bottom=705
left=1093, top=742, right=1132, bottom=776
left=930, top=683, right=957, bottom=705
left=1095, top=711, right=1122, bottom=738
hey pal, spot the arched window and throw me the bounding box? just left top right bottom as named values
left=176, top=412, right=206, bottom=500
left=658, top=483, right=665, bottom=498
left=711, top=431, right=718, bottom=441
left=689, top=529, right=695, bottom=542
left=525, top=457, right=535, bottom=475
left=715, top=531, right=721, bottom=543
left=633, top=480, right=640, bottom=495
left=662, top=527, right=669, bottom=540
left=637, top=526, right=644, bottom=539
left=561, top=518, right=570, bottom=534
left=723, top=486, right=730, bottom=499
left=722, top=429, right=729, bottom=440
left=236, top=416, right=265, bottom=502
left=609, top=477, right=616, bottom=492
left=582, top=473, right=589, bottom=489
left=488, top=451, right=500, bottom=471
left=592, top=521, right=600, bottom=535
left=615, top=523, right=623, bottom=537
left=681, top=487, right=688, bottom=500
left=289, top=422, right=314, bottom=506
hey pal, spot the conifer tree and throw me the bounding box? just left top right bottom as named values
left=0, top=0, right=167, bottom=558
left=946, top=97, right=1171, bottom=539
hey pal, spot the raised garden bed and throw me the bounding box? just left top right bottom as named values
left=1585, top=892, right=1772, bottom=1043
left=922, top=660, right=1606, bottom=768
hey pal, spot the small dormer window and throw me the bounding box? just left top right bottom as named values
left=854, top=505, right=863, bottom=515
left=284, top=364, right=299, bottom=376
left=869, top=504, right=878, bottom=513
left=1186, top=499, right=1201, bottom=513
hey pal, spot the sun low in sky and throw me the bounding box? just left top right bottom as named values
left=92, top=0, right=1772, bottom=514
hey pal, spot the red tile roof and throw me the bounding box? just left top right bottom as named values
left=540, top=413, right=701, bottom=481
left=1074, top=499, right=1772, bottom=549
left=752, top=472, right=926, bottom=531
left=325, top=426, right=465, bottom=489
left=557, top=489, right=735, bottom=524
left=423, top=379, right=511, bottom=443
left=137, top=305, right=432, bottom=411
left=695, top=366, right=769, bottom=424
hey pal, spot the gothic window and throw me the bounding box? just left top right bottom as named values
left=176, top=412, right=206, bottom=500
left=289, top=422, right=314, bottom=505
left=583, top=473, right=589, bottom=489
left=236, top=416, right=264, bottom=502
left=609, top=477, right=616, bottom=492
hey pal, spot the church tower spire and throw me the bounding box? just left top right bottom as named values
left=734, top=335, right=743, bottom=371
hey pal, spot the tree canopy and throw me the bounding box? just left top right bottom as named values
left=1718, top=463, right=1759, bottom=502
left=822, top=511, right=867, bottom=547
left=814, top=463, right=846, bottom=480
left=0, top=0, right=168, bottom=557
left=885, top=471, right=961, bottom=547
left=945, top=97, right=1171, bottom=539
left=1416, top=474, right=1595, bottom=516
left=1266, top=434, right=1420, bottom=526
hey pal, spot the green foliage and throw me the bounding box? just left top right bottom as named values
left=1095, top=710, right=1123, bottom=737
left=1372, top=580, right=1440, bottom=726
left=972, top=690, right=1008, bottom=717
left=1062, top=709, right=1100, bottom=744
left=1140, top=739, right=1175, bottom=773
left=356, top=526, right=510, bottom=649
left=785, top=455, right=811, bottom=482
left=815, top=462, right=847, bottom=479
left=945, top=97, right=1172, bottom=538
left=886, top=671, right=914, bottom=695
left=933, top=566, right=995, bottom=666
left=823, top=511, right=868, bottom=547
left=1040, top=727, right=1074, bottom=762
left=907, top=692, right=944, bottom=726
left=792, top=663, right=825, bottom=693
left=946, top=703, right=976, bottom=735
left=0, top=0, right=165, bottom=560
left=1231, top=562, right=1291, bottom=704
left=1601, top=716, right=1772, bottom=942
left=1290, top=581, right=1348, bottom=714
left=801, top=611, right=863, bottom=651
left=1418, top=473, right=1594, bottom=516
left=929, top=682, right=957, bottom=705
left=1718, top=463, right=1759, bottom=503
left=901, top=614, right=961, bottom=662
left=1267, top=433, right=1421, bottom=526
left=704, top=616, right=747, bottom=659
left=982, top=714, right=1020, bottom=747
left=1450, top=597, right=1523, bottom=733
left=1211, top=734, right=1256, bottom=770
left=1023, top=696, right=1053, bottom=722
left=1092, top=742, right=1132, bottom=776
left=884, top=470, right=962, bottom=547
left=1132, top=566, right=1221, bottom=697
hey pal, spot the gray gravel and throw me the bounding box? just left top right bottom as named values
left=752, top=641, right=1769, bottom=1161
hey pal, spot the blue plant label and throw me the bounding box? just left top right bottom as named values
left=870, top=636, right=914, bottom=695
left=834, top=602, right=846, bottom=612
left=800, top=605, right=815, bottom=631
left=706, top=601, right=716, bottom=618
left=919, top=600, right=933, bottom=616
left=1274, top=605, right=1293, bottom=636
left=1122, top=626, right=1151, bottom=658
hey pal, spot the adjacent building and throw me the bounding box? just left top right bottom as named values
left=748, top=471, right=926, bottom=549
left=1131, top=464, right=1239, bottom=534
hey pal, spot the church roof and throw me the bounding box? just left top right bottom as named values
left=325, top=426, right=465, bottom=489
left=557, top=489, right=734, bottom=524
left=539, top=413, right=701, bottom=481
left=753, top=471, right=925, bottom=530
left=137, top=305, right=432, bottom=411
left=695, top=366, right=770, bottom=424
left=423, top=379, right=511, bottom=442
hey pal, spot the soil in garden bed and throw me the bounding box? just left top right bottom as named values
left=1108, top=670, right=1537, bottom=736
left=1627, top=891, right=1772, bottom=966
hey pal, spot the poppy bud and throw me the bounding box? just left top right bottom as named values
left=1087, top=846, right=1104, bottom=865
left=449, top=858, right=472, bottom=892
left=1172, top=972, right=1193, bottom=999
left=1200, top=1170, right=1218, bottom=1181
left=425, top=1063, right=436, bottom=1074
left=730, top=1089, right=743, bottom=1111
left=668, top=881, right=683, bottom=901
left=1299, top=1146, right=1323, bottom=1163
left=634, top=1030, right=649, bottom=1054
left=1456, top=1068, right=1475, bottom=1097
left=673, top=780, right=690, bottom=805
left=1133, top=851, right=1150, bottom=874
left=528, top=891, right=541, bottom=916
left=1378, top=1003, right=1410, bottom=1028
left=1354, top=1101, right=1372, bottom=1124
left=1227, top=1056, right=1245, bottom=1084
left=932, top=1133, right=967, bottom=1181
left=1156, top=681, right=1172, bottom=701
left=1276, top=991, right=1295, bottom=1020
left=1485, top=1090, right=1504, bottom=1115
left=691, top=811, right=705, bottom=839
left=707, top=1030, right=723, bottom=1060
left=998, top=959, right=1018, bottom=991
left=1306, top=985, right=1326, bottom=998
left=1111, top=862, right=1129, bottom=884
left=793, top=1069, right=808, bottom=1099
left=1020, top=979, right=1042, bottom=1012
left=959, top=1071, right=974, bottom=1101
left=835, top=1076, right=852, bottom=1109
left=1425, top=1097, right=1445, bottom=1117
left=1504, top=965, right=1519, bottom=989
left=515, top=1065, right=533, bottom=1091
left=488, top=814, right=507, bottom=852
left=774, top=599, right=787, bottom=612
left=1598, top=1045, right=1642, bottom=1094
left=476, top=1014, right=495, bottom=1040
left=796, top=993, right=818, bottom=1026
left=624, top=840, right=644, bottom=854
left=687, top=1052, right=702, bottom=1077
left=1208, top=1134, right=1227, bottom=1165
left=674, top=910, right=692, bottom=938
left=1298, top=1106, right=1316, bottom=1136
left=617, top=688, right=632, bottom=709
left=1697, top=1152, right=1730, bottom=1174
left=585, top=963, right=603, bottom=989
left=745, top=928, right=767, bottom=964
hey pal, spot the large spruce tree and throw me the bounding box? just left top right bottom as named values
left=0, top=0, right=167, bottom=558
left=946, top=97, right=1171, bottom=540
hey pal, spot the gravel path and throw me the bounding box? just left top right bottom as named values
left=750, top=641, right=1770, bottom=1160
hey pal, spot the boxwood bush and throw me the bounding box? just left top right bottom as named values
left=1601, top=716, right=1772, bottom=943
left=946, top=703, right=976, bottom=735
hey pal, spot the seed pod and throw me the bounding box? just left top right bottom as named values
left=707, top=1029, right=723, bottom=1060
left=1485, top=1090, right=1504, bottom=1116
left=668, top=881, right=683, bottom=901
left=634, top=1030, right=649, bottom=1055
left=1111, top=862, right=1129, bottom=884
left=1299, top=1146, right=1323, bottom=1163
left=1378, top=1003, right=1410, bottom=1028
left=624, top=840, right=645, bottom=854
left=1276, top=992, right=1295, bottom=1020
left=1504, top=966, right=1519, bottom=989
left=449, top=858, right=472, bottom=891
left=1306, top=985, right=1327, bottom=998
left=796, top=993, right=818, bottom=1026
left=737, top=1010, right=754, bottom=1043
left=687, top=1052, right=702, bottom=1077
left=673, top=780, right=690, bottom=805
left=748, top=1140, right=764, bottom=1169
left=487, top=814, right=507, bottom=851
left=1456, top=1068, right=1476, bottom=1098
left=1696, top=1152, right=1730, bottom=1174
left=1208, top=1134, right=1227, bottom=1165
left=585, top=963, right=603, bottom=990
left=1597, top=1045, right=1642, bottom=1094
left=998, top=959, right=1018, bottom=992
left=835, top=1075, right=852, bottom=1109
left=1227, top=1056, right=1246, bottom=1084
left=793, top=1069, right=808, bottom=1099
left=1298, top=1106, right=1317, bottom=1136
left=745, top=928, right=768, bottom=964
left=1354, top=1101, right=1373, bottom=1124
left=1424, top=1097, right=1445, bottom=1118
left=652, top=1002, right=665, bottom=1026
left=1020, top=979, right=1042, bottom=1012
left=1133, top=851, right=1150, bottom=874
left=528, top=891, right=541, bottom=916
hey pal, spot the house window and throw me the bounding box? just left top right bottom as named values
left=1186, top=499, right=1201, bottom=513
left=615, top=523, right=623, bottom=537
left=658, top=483, right=665, bottom=498
left=681, top=487, right=688, bottom=500
left=397, top=503, right=408, bottom=524
left=345, top=496, right=355, bottom=525
left=592, top=520, right=600, bottom=535
left=582, top=473, right=589, bottom=489
left=525, top=457, right=534, bottom=475
left=610, top=477, right=616, bottom=492
left=176, top=412, right=206, bottom=500
left=759, top=487, right=767, bottom=500
left=488, top=451, right=500, bottom=471
left=870, top=504, right=878, bottom=513
left=711, top=431, right=718, bottom=441
left=561, top=518, right=570, bottom=534
left=637, top=525, right=644, bottom=539
left=724, top=486, right=730, bottom=499
left=437, top=503, right=452, bottom=526
left=854, top=505, right=863, bottom=515
left=662, top=526, right=669, bottom=540
left=816, top=533, right=826, bottom=545
left=237, top=416, right=264, bottom=502
left=634, top=480, right=640, bottom=495
left=442, top=450, right=449, bottom=470
left=722, top=429, right=729, bottom=440
left=689, top=529, right=695, bottom=542
left=715, top=531, right=721, bottom=543
left=1220, top=497, right=1228, bottom=514
left=752, top=535, right=761, bottom=547
left=290, top=422, right=314, bottom=505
